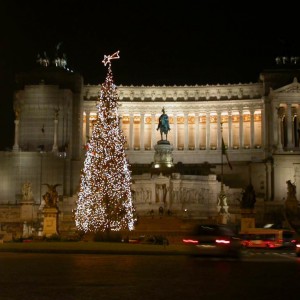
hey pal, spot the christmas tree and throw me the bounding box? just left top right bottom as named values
left=75, top=51, right=135, bottom=235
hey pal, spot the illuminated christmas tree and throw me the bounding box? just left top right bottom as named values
left=75, top=51, right=135, bottom=235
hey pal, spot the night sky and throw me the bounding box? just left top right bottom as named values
left=0, top=0, right=299, bottom=150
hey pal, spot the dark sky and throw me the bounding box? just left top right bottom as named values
left=0, top=0, right=299, bottom=149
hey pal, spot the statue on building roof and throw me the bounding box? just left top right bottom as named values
left=36, top=51, right=50, bottom=67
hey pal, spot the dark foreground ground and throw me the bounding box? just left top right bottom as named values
left=1, top=249, right=299, bottom=300
left=0, top=241, right=192, bottom=255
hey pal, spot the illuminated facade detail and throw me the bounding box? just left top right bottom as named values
left=83, top=102, right=263, bottom=154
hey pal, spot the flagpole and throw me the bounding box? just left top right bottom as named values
left=221, top=122, right=224, bottom=192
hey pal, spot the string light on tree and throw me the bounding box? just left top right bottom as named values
left=75, top=51, right=136, bottom=234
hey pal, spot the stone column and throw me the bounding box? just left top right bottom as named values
left=184, top=112, right=188, bottom=150
left=260, top=108, right=265, bottom=149
left=228, top=111, right=232, bottom=150
left=286, top=103, right=293, bottom=149
left=206, top=111, right=210, bottom=149
left=239, top=109, right=244, bottom=149
left=129, top=113, right=134, bottom=150
left=195, top=113, right=199, bottom=150
left=277, top=108, right=283, bottom=151
left=151, top=113, right=156, bottom=148
left=173, top=113, right=178, bottom=149
left=272, top=104, right=278, bottom=147
left=292, top=110, right=295, bottom=147
left=297, top=106, right=300, bottom=148
left=217, top=112, right=221, bottom=150
left=140, top=113, right=145, bottom=150
left=52, top=119, right=58, bottom=152
left=250, top=109, right=255, bottom=148
left=13, top=119, right=20, bottom=152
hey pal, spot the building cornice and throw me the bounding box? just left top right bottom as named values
left=83, top=83, right=263, bottom=102
left=83, top=99, right=264, bottom=115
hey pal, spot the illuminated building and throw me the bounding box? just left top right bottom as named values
left=0, top=54, right=299, bottom=237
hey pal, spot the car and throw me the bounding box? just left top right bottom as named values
left=182, top=224, right=242, bottom=258
left=296, top=241, right=300, bottom=257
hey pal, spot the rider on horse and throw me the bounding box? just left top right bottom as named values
left=157, top=107, right=170, bottom=140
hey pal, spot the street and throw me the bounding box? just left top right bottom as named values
left=0, top=250, right=299, bottom=300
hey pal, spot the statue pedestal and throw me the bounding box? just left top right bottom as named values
left=20, top=201, right=34, bottom=221
left=240, top=209, right=255, bottom=231
left=42, top=207, right=59, bottom=237
left=153, top=143, right=174, bottom=168
left=285, top=197, right=298, bottom=213
left=217, top=211, right=230, bottom=224
left=157, top=140, right=170, bottom=145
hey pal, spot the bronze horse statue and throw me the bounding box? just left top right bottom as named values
left=157, top=108, right=170, bottom=140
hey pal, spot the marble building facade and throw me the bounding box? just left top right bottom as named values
left=1, top=61, right=300, bottom=237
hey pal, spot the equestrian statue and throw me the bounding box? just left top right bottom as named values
left=157, top=107, right=171, bottom=141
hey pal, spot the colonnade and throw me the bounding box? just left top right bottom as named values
left=83, top=108, right=263, bottom=152
left=273, top=103, right=300, bottom=151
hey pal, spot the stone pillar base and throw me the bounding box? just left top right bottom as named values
left=240, top=218, right=255, bottom=231
left=217, top=213, right=230, bottom=224
left=42, top=207, right=59, bottom=237
left=240, top=208, right=255, bottom=231
left=154, top=143, right=174, bottom=168
left=20, top=201, right=35, bottom=221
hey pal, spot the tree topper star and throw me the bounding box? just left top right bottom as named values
left=102, top=51, right=120, bottom=66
